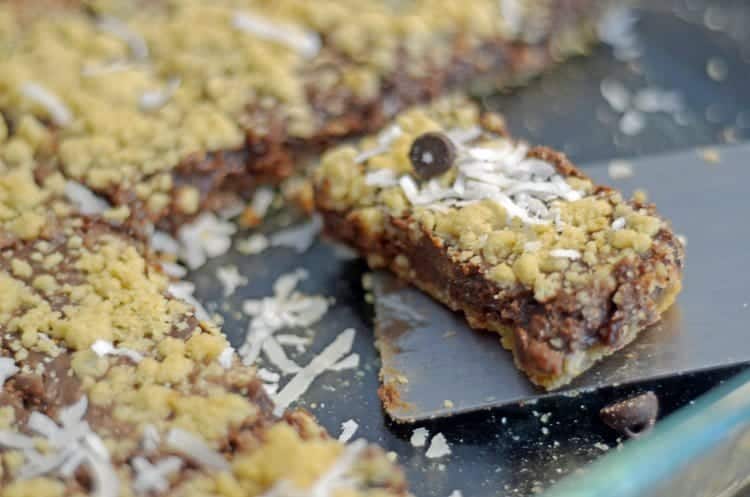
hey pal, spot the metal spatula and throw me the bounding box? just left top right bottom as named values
left=372, top=143, right=750, bottom=423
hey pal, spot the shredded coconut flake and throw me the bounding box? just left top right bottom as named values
left=355, top=124, right=403, bottom=163
left=270, top=214, right=323, bottom=253
left=250, top=187, right=275, bottom=220
left=262, top=439, right=367, bottom=497
left=177, top=213, right=236, bottom=270
left=239, top=269, right=329, bottom=366
left=0, top=396, right=118, bottom=496
left=410, top=428, right=429, bottom=448
left=141, top=424, right=160, bottom=454
left=275, top=334, right=311, bottom=347
left=97, top=16, right=149, bottom=61
left=262, top=337, right=302, bottom=374
left=364, top=168, right=400, bottom=188
left=168, top=281, right=211, bottom=322
left=81, top=60, right=134, bottom=77
left=448, top=491, right=464, bottom=497
left=64, top=181, right=110, bottom=215
left=236, top=233, right=271, bottom=255
left=425, top=433, right=451, bottom=459
left=218, top=347, right=235, bottom=369
left=597, top=7, right=641, bottom=61
left=523, top=241, right=542, bottom=253
left=338, top=419, right=359, bottom=443
left=257, top=368, right=281, bottom=383
left=619, top=110, right=646, bottom=136
left=611, top=217, right=626, bottom=230
left=165, top=428, right=229, bottom=471
left=608, top=160, right=634, bottom=180
left=549, top=249, right=581, bottom=260
left=21, top=82, right=73, bottom=127
left=140, top=77, right=181, bottom=112
left=263, top=383, right=279, bottom=395
left=600, top=79, right=630, bottom=113
left=160, top=261, right=187, bottom=278
left=91, top=339, right=144, bottom=363
left=150, top=230, right=181, bottom=255
left=216, top=265, right=248, bottom=297
left=233, top=11, right=321, bottom=58
left=272, top=328, right=356, bottom=416
left=132, top=456, right=183, bottom=495
left=0, top=357, right=18, bottom=390
left=634, top=88, right=683, bottom=114
left=329, top=353, right=360, bottom=372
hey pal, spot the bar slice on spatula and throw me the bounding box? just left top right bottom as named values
left=314, top=96, right=685, bottom=390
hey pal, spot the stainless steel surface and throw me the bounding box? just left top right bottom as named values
left=374, top=143, right=750, bottom=423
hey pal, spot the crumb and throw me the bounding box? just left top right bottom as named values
left=619, top=110, right=645, bottom=136
left=706, top=57, right=728, bottom=82
left=395, top=375, right=409, bottom=384
left=608, top=160, right=634, bottom=180
left=361, top=272, right=374, bottom=290
left=442, top=330, right=457, bottom=338
left=443, top=400, right=454, bottom=408
left=700, top=147, right=721, bottom=164
left=632, top=189, right=648, bottom=203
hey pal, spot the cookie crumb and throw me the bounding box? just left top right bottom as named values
left=700, top=147, right=721, bottom=164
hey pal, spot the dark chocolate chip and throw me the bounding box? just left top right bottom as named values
left=409, top=132, right=456, bottom=179
left=600, top=391, right=659, bottom=438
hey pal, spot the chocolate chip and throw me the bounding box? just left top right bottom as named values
left=409, top=132, right=456, bottom=179
left=600, top=391, right=659, bottom=438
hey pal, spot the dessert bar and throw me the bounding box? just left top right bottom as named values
left=314, top=96, right=685, bottom=389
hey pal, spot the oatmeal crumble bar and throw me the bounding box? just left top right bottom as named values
left=314, top=96, right=685, bottom=390
left=0, top=163, right=408, bottom=496
left=0, top=0, right=607, bottom=233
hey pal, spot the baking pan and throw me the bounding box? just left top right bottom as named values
left=188, top=1, right=750, bottom=495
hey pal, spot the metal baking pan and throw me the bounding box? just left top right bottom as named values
left=188, top=1, right=750, bottom=496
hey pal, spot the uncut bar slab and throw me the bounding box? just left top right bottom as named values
left=0, top=185, right=407, bottom=496
left=314, top=96, right=685, bottom=390
left=0, top=0, right=606, bottom=232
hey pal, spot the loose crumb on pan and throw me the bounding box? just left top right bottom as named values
left=700, top=147, right=721, bottom=164
left=608, top=160, right=634, bottom=180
